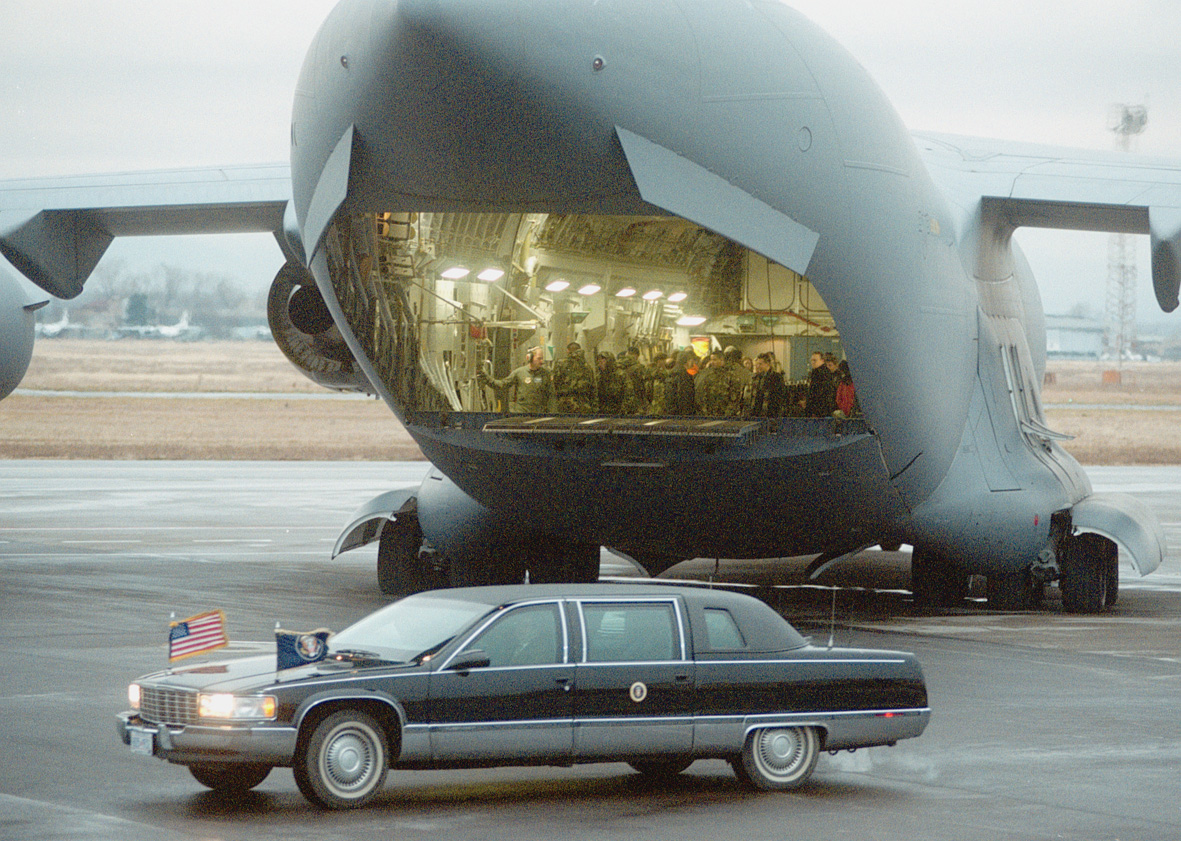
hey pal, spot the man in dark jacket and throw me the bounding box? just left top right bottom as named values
left=750, top=352, right=786, bottom=417
left=804, top=350, right=837, bottom=417
left=665, top=349, right=700, bottom=416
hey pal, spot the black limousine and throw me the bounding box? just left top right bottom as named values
left=119, top=584, right=930, bottom=808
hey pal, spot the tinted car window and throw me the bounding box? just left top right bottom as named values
left=463, top=604, right=562, bottom=667
left=582, top=603, right=678, bottom=662
left=703, top=608, right=746, bottom=650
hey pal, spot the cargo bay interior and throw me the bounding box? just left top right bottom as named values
left=322, top=212, right=844, bottom=415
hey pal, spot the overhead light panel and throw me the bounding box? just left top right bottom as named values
left=545, top=280, right=570, bottom=293
left=577, top=284, right=602, bottom=296
left=642, top=290, right=664, bottom=301
left=667, top=291, right=688, bottom=303
left=676, top=315, right=707, bottom=327
left=615, top=287, right=637, bottom=298
left=477, top=268, right=505, bottom=282
left=441, top=266, right=470, bottom=280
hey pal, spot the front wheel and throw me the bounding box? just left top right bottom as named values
left=294, top=710, right=389, bottom=809
left=733, top=726, right=820, bottom=790
left=188, top=763, right=271, bottom=793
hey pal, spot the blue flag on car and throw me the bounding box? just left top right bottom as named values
left=276, top=628, right=331, bottom=671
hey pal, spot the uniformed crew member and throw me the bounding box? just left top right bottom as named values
left=553, top=341, right=597, bottom=413
left=478, top=346, right=554, bottom=413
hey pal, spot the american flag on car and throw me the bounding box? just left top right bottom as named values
left=168, top=610, right=228, bottom=662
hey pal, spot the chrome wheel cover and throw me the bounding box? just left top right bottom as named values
left=751, top=727, right=815, bottom=783
left=319, top=720, right=383, bottom=797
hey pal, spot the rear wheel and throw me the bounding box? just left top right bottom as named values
left=188, top=763, right=271, bottom=793
left=293, top=710, right=389, bottom=810
left=732, top=726, right=820, bottom=791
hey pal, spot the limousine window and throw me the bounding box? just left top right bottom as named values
left=583, top=603, right=678, bottom=662
left=703, top=607, right=747, bottom=650
left=462, top=604, right=562, bottom=667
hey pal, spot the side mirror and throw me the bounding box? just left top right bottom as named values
left=448, top=649, right=491, bottom=671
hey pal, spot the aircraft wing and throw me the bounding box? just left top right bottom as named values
left=0, top=164, right=293, bottom=300
left=914, top=132, right=1181, bottom=313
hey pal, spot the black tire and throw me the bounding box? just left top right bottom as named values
left=188, top=763, right=271, bottom=793
left=1060, top=533, right=1109, bottom=614
left=1103, top=540, right=1120, bottom=608
left=629, top=758, right=693, bottom=777
left=733, top=726, right=820, bottom=791
left=910, top=548, right=968, bottom=608
left=376, top=516, right=428, bottom=595
left=986, top=570, right=1034, bottom=611
left=293, top=710, right=389, bottom=810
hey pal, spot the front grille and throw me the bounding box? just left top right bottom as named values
left=140, top=686, right=199, bottom=725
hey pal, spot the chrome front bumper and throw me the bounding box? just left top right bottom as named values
left=117, top=711, right=298, bottom=766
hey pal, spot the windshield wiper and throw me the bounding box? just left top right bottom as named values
left=329, top=648, right=399, bottom=665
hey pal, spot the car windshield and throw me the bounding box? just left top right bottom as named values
left=329, top=596, right=492, bottom=664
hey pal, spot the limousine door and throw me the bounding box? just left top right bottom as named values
left=572, top=599, right=694, bottom=759
left=430, top=602, right=574, bottom=762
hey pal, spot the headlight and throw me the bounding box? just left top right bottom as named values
left=197, top=693, right=277, bottom=720
left=128, top=683, right=141, bottom=710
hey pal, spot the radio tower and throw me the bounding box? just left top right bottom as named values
left=1103, top=105, right=1148, bottom=366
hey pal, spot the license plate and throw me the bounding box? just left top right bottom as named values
left=129, top=728, right=155, bottom=757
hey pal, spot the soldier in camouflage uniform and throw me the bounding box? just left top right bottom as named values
left=615, top=348, right=647, bottom=414
left=478, top=346, right=554, bottom=413
left=553, top=341, right=597, bottom=413
left=647, top=352, right=669, bottom=415
left=723, top=346, right=753, bottom=416
left=595, top=352, right=629, bottom=414
left=694, top=350, right=730, bottom=416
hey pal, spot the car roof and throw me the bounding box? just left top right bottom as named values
left=409, top=583, right=807, bottom=651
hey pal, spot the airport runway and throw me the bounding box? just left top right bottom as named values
left=2, top=461, right=1180, bottom=841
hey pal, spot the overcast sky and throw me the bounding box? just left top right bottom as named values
left=2, top=0, right=1179, bottom=323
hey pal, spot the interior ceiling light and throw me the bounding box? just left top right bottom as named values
left=667, top=291, right=688, bottom=303
left=642, top=290, right=664, bottom=301
left=615, top=287, right=637, bottom=298
left=441, top=266, right=470, bottom=280
left=545, top=279, right=570, bottom=292
left=477, top=268, right=505, bottom=282
left=577, top=284, right=602, bottom=296
left=676, top=315, right=707, bottom=327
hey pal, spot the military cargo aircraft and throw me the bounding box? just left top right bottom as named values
left=2, top=0, right=1178, bottom=612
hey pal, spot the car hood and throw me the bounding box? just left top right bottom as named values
left=138, top=654, right=420, bottom=694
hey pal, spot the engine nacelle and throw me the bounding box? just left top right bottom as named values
left=267, top=262, right=373, bottom=392
left=0, top=265, right=45, bottom=400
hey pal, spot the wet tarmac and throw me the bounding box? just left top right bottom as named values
left=2, top=461, right=1180, bottom=840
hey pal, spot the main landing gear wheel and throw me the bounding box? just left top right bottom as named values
left=910, top=548, right=969, bottom=608
left=294, top=710, right=389, bottom=809
left=732, top=726, right=820, bottom=790
left=188, top=763, right=271, bottom=793
left=376, top=512, right=435, bottom=596
left=986, top=570, right=1044, bottom=611
left=1060, top=533, right=1116, bottom=614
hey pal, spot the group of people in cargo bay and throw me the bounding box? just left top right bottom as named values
left=477, top=341, right=858, bottom=419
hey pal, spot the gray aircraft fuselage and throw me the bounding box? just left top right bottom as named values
left=285, top=0, right=1102, bottom=576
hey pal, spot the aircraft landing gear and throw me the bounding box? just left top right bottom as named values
left=376, top=512, right=444, bottom=595
left=910, top=547, right=969, bottom=608
left=985, top=570, right=1045, bottom=611
left=1060, top=533, right=1118, bottom=614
